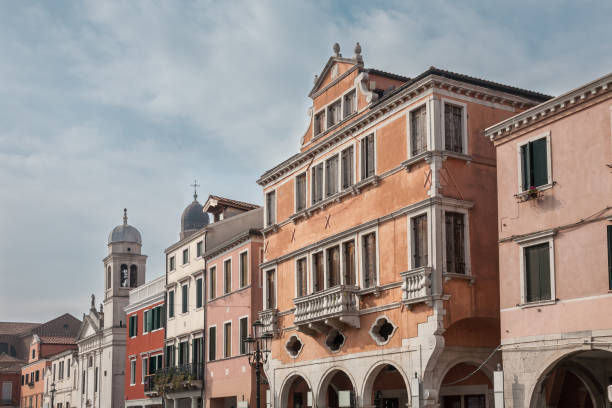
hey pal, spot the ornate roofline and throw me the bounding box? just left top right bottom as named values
left=258, top=72, right=547, bottom=187
left=485, top=72, right=612, bottom=141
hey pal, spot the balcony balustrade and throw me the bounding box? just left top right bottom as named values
left=400, top=267, right=433, bottom=307
left=293, top=285, right=360, bottom=333
left=258, top=308, right=279, bottom=336
left=152, top=363, right=203, bottom=394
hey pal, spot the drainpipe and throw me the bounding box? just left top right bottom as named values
left=202, top=231, right=208, bottom=408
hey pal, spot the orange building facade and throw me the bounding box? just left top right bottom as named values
left=486, top=73, right=612, bottom=407
left=257, top=44, right=549, bottom=408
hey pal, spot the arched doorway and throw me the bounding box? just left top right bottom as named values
left=280, top=374, right=312, bottom=408
left=439, top=362, right=493, bottom=408
left=317, top=369, right=356, bottom=408
left=530, top=350, right=611, bottom=408
left=362, top=363, right=410, bottom=408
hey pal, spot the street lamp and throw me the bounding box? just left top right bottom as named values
left=244, top=320, right=273, bottom=408
left=50, top=382, right=56, bottom=408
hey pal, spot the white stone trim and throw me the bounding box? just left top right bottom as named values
left=441, top=206, right=472, bottom=276
left=294, top=256, right=309, bottom=298
left=406, top=97, right=433, bottom=158
left=264, top=188, right=278, bottom=228
left=440, top=98, right=469, bottom=155
left=358, top=225, right=380, bottom=289
left=284, top=334, right=304, bottom=359
left=518, top=234, right=556, bottom=305
left=407, top=207, right=432, bottom=270
left=516, top=131, right=553, bottom=194
left=238, top=249, right=249, bottom=289
left=223, top=320, right=232, bottom=359
left=368, top=315, right=398, bottom=346
left=357, top=130, right=377, bottom=181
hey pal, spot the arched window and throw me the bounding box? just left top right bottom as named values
left=120, top=264, right=129, bottom=287
left=106, top=266, right=112, bottom=290
left=130, top=265, right=137, bottom=288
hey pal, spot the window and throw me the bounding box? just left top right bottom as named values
left=120, top=264, right=129, bottom=288
left=192, top=338, right=203, bottom=366
left=209, top=327, right=216, bottom=361
left=445, top=212, right=466, bottom=274
left=1, top=382, right=11, bottom=402
left=327, top=99, right=341, bottom=128
left=412, top=214, right=428, bottom=268
left=326, top=246, right=340, bottom=288
left=296, top=258, right=307, bottom=297
left=81, top=371, right=85, bottom=394
left=608, top=226, right=612, bottom=290
left=168, top=290, right=175, bottom=318
left=182, top=248, right=189, bottom=265
left=129, top=315, right=138, bottom=337
left=149, top=354, right=162, bottom=375
left=223, top=322, right=232, bottom=358
left=196, top=241, right=203, bottom=257
left=341, top=146, right=354, bottom=189
left=130, top=265, right=137, bottom=287
left=106, top=266, right=111, bottom=289
left=94, top=367, right=98, bottom=393
left=32, top=349, right=35, bottom=359
left=325, top=155, right=339, bottom=197
left=130, top=360, right=136, bottom=385
left=311, top=163, right=324, bottom=204
left=265, top=269, right=276, bottom=309
left=143, top=310, right=150, bottom=333
left=169, top=256, right=175, bottom=272
left=312, top=252, right=324, bottom=292
left=239, top=317, right=248, bottom=355
left=209, top=267, right=217, bottom=299
left=362, top=232, right=377, bottom=288
left=165, top=345, right=175, bottom=368
left=223, top=259, right=232, bottom=294
left=52, top=364, right=55, bottom=381
left=196, top=278, right=203, bottom=308
left=67, top=359, right=70, bottom=377
left=178, top=341, right=188, bottom=366
left=361, top=134, right=375, bottom=179
left=523, top=242, right=552, bottom=303
left=410, top=105, right=427, bottom=156
left=520, top=136, right=550, bottom=191
left=444, top=103, right=464, bottom=153
left=295, top=173, right=307, bottom=212
left=314, top=111, right=325, bottom=135
left=266, top=190, right=276, bottom=226
left=343, top=90, right=356, bottom=118
left=142, top=358, right=147, bottom=384
left=239, top=251, right=248, bottom=288
left=35, top=370, right=39, bottom=381
left=181, top=285, right=188, bottom=314
left=147, top=305, right=163, bottom=331
left=342, top=240, right=355, bottom=286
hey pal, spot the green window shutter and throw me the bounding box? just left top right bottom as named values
left=196, top=278, right=203, bottom=308
left=521, top=143, right=530, bottom=190
left=607, top=226, right=612, bottom=290
left=169, top=291, right=174, bottom=318
left=182, top=285, right=188, bottom=313
left=531, top=138, right=548, bottom=187
left=147, top=310, right=152, bottom=332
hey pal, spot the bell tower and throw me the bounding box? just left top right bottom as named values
left=103, top=208, right=147, bottom=330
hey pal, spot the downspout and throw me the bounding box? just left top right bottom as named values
left=163, top=252, right=168, bottom=408
left=202, top=230, right=208, bottom=408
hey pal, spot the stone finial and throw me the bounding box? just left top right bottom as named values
left=333, top=42, right=341, bottom=57
left=90, top=294, right=95, bottom=309
left=354, top=42, right=363, bottom=64
left=123, top=208, right=128, bottom=225
left=99, top=303, right=104, bottom=314
left=313, top=74, right=318, bottom=85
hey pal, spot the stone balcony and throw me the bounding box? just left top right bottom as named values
left=400, top=267, right=433, bottom=308
left=293, top=285, right=360, bottom=333
left=258, top=308, right=279, bottom=336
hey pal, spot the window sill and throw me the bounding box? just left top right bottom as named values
left=312, top=112, right=359, bottom=143
left=518, top=299, right=557, bottom=309
left=443, top=272, right=475, bottom=285
left=514, top=182, right=555, bottom=202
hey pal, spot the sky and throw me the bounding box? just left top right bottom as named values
left=1, top=1, right=611, bottom=323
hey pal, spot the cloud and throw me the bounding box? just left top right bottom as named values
left=0, top=0, right=610, bottom=321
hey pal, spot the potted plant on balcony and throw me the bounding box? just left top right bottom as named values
left=527, top=186, right=539, bottom=199
left=154, top=373, right=171, bottom=397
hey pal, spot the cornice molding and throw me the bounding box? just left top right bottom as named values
left=486, top=72, right=612, bottom=141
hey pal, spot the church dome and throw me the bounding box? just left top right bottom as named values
left=108, top=209, right=142, bottom=244
left=181, top=193, right=210, bottom=234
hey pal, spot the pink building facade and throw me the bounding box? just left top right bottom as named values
left=486, top=73, right=612, bottom=408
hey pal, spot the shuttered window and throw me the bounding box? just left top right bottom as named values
left=224, top=259, right=232, bottom=295
left=224, top=322, right=232, bottom=358
left=520, top=137, right=549, bottom=191
left=182, top=248, right=189, bottom=265
left=343, top=90, right=357, bottom=117
left=196, top=278, right=203, bottom=308
left=313, top=252, right=324, bottom=292
left=314, top=111, right=325, bottom=135
left=181, top=284, right=188, bottom=313
left=341, top=146, right=354, bottom=189
left=296, top=258, right=307, bottom=297
left=412, top=214, right=428, bottom=268
left=445, top=212, right=466, bottom=274
left=608, top=226, right=612, bottom=290
left=311, top=163, right=324, bottom=204
left=266, top=191, right=276, bottom=226
left=411, top=105, right=427, bottom=156
left=129, top=315, right=137, bottom=338
left=327, top=99, right=342, bottom=128
left=266, top=269, right=276, bottom=309
left=361, top=134, right=375, bottom=179
left=326, top=155, right=339, bottom=197
left=327, top=246, right=340, bottom=288
left=192, top=338, right=202, bottom=365
left=343, top=240, right=356, bottom=286
left=209, top=267, right=216, bottom=299
left=362, top=233, right=377, bottom=288
left=239, top=252, right=248, bottom=288
left=239, top=317, right=248, bottom=355
left=168, top=290, right=174, bottom=318
left=165, top=345, right=175, bottom=367
left=208, top=327, right=216, bottom=361
left=444, top=103, right=463, bottom=153
left=296, top=173, right=307, bottom=211
left=524, top=242, right=552, bottom=302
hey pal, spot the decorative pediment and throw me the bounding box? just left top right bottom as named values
left=308, top=42, right=364, bottom=98
left=75, top=311, right=102, bottom=342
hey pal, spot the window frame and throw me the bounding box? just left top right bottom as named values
left=313, top=108, right=326, bottom=137
left=195, top=277, right=203, bottom=309
left=223, top=321, right=232, bottom=359
left=442, top=208, right=471, bottom=276
left=208, top=326, right=217, bottom=362
left=223, top=257, right=232, bottom=295
left=209, top=266, right=217, bottom=300
left=263, top=268, right=277, bottom=310
left=326, top=98, right=342, bottom=129
left=181, top=284, right=188, bottom=314
left=294, top=172, right=307, bottom=213
left=196, top=241, right=203, bottom=258
left=408, top=208, right=432, bottom=270
left=517, top=234, right=556, bottom=305
left=265, top=189, right=277, bottom=227
left=311, top=161, right=324, bottom=206
left=239, top=250, right=249, bottom=289
left=168, top=256, right=176, bottom=272
left=340, top=237, right=357, bottom=287
left=141, top=356, right=147, bottom=384
left=182, top=248, right=189, bottom=266
left=359, top=227, right=380, bottom=289
left=325, top=154, right=340, bottom=198
left=440, top=99, right=468, bottom=155
left=295, top=256, right=309, bottom=298
left=359, top=132, right=377, bottom=181
left=129, top=359, right=136, bottom=386
left=516, top=131, right=553, bottom=193
left=340, top=144, right=355, bottom=190
left=239, top=316, right=249, bottom=355
left=168, top=290, right=175, bottom=319
left=407, top=102, right=430, bottom=158
left=343, top=89, right=357, bottom=118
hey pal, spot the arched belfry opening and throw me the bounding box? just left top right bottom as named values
left=120, top=264, right=129, bottom=287
left=129, top=265, right=137, bottom=287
